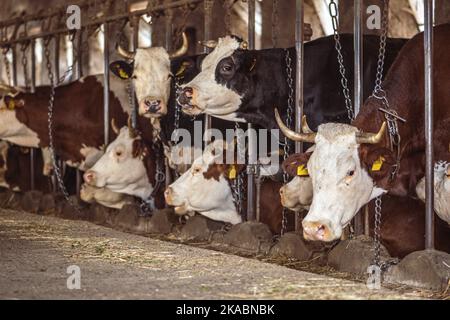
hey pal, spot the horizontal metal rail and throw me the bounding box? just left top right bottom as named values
left=0, top=0, right=203, bottom=47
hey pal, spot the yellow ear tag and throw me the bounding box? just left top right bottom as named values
left=371, top=156, right=385, bottom=172
left=7, top=99, right=15, bottom=110
left=118, top=69, right=129, bottom=79
left=297, top=164, right=309, bottom=176
left=176, top=64, right=187, bottom=77
left=229, top=165, right=237, bottom=179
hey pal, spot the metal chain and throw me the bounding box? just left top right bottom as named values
left=271, top=0, right=279, bottom=47
left=372, top=195, right=382, bottom=267
left=2, top=47, right=11, bottom=85
left=20, top=42, right=29, bottom=89
left=373, top=0, right=389, bottom=94
left=280, top=49, right=295, bottom=235
left=44, top=37, right=76, bottom=208
left=232, top=121, right=245, bottom=218
left=328, top=0, right=355, bottom=121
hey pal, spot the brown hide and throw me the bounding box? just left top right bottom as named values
left=368, top=195, right=450, bottom=258
left=12, top=76, right=130, bottom=163
left=354, top=24, right=450, bottom=196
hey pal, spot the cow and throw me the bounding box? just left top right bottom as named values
left=82, top=125, right=165, bottom=209
left=177, top=34, right=406, bottom=131
left=164, top=139, right=286, bottom=234
left=280, top=153, right=450, bottom=258
left=416, top=161, right=450, bottom=225
left=275, top=24, right=450, bottom=242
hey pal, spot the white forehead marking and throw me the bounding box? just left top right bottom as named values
left=200, top=36, right=240, bottom=73
left=316, top=123, right=359, bottom=143
left=133, top=47, right=171, bottom=103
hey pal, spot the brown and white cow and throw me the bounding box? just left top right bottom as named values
left=83, top=126, right=165, bottom=208
left=416, top=161, right=450, bottom=225
left=276, top=24, right=450, bottom=242
left=80, top=183, right=135, bottom=209
left=164, top=140, right=286, bottom=234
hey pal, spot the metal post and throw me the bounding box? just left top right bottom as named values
left=11, top=46, right=17, bottom=86
left=76, top=30, right=83, bottom=78
left=246, top=0, right=256, bottom=221
left=424, top=0, right=434, bottom=250
left=295, top=0, right=304, bottom=154
left=354, top=0, right=364, bottom=236
left=30, top=40, right=36, bottom=190
left=103, top=23, right=110, bottom=146
left=165, top=9, right=173, bottom=52
left=203, top=0, right=214, bottom=140
left=131, top=16, right=139, bottom=128
left=54, top=35, right=60, bottom=82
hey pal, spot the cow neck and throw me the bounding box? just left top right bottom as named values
left=352, top=43, right=429, bottom=197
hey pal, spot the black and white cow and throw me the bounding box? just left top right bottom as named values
left=177, top=34, right=406, bottom=130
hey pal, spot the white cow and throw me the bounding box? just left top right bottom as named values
left=164, top=140, right=242, bottom=224
left=83, top=127, right=155, bottom=202
left=416, top=162, right=450, bottom=225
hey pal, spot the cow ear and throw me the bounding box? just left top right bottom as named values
left=174, top=60, right=193, bottom=78
left=131, top=139, right=147, bottom=159
left=3, top=96, right=25, bottom=110
left=359, top=145, right=396, bottom=180
left=109, top=60, right=134, bottom=80
left=282, top=152, right=312, bottom=177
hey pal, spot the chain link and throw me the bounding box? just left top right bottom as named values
left=2, top=47, right=11, bottom=85
left=328, top=0, right=355, bottom=121
left=20, top=42, right=29, bottom=89
left=373, top=0, right=389, bottom=94
left=231, top=122, right=245, bottom=218
left=280, top=49, right=295, bottom=235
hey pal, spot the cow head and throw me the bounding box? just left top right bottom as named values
left=109, top=33, right=188, bottom=118
left=83, top=126, right=153, bottom=200
left=276, top=110, right=389, bottom=241
left=178, top=36, right=250, bottom=119
left=280, top=150, right=314, bottom=211
left=416, top=161, right=450, bottom=225
left=164, top=139, right=243, bottom=224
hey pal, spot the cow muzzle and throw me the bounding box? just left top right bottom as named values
left=178, top=87, right=202, bottom=115
left=164, top=187, right=188, bottom=215
left=83, top=170, right=98, bottom=186
left=302, top=220, right=335, bottom=242
left=139, top=98, right=167, bottom=117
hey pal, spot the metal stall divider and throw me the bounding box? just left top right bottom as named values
left=353, top=0, right=365, bottom=236
left=246, top=0, right=256, bottom=222
left=203, top=0, right=214, bottom=144
left=423, top=0, right=434, bottom=250
left=103, top=22, right=110, bottom=147
left=294, top=0, right=305, bottom=232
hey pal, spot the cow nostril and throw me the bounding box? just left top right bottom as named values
left=183, top=87, right=193, bottom=97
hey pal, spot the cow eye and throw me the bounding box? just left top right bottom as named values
left=115, top=150, right=123, bottom=157
left=347, top=170, right=355, bottom=177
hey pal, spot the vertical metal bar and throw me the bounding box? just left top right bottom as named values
left=76, top=30, right=83, bottom=78
left=294, top=0, right=305, bottom=230
left=30, top=40, right=36, bottom=93
left=131, top=16, right=139, bottom=128
left=295, top=0, right=304, bottom=154
left=11, top=46, right=17, bottom=86
left=246, top=0, right=256, bottom=221
left=204, top=0, right=214, bottom=141
left=165, top=10, right=173, bottom=52
left=424, top=0, right=434, bottom=250
left=354, top=0, right=365, bottom=236
left=30, top=40, right=36, bottom=190
left=103, top=23, right=110, bottom=146
left=54, top=35, right=60, bottom=82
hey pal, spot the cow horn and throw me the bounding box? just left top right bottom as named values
left=275, top=109, right=316, bottom=143
left=169, top=32, right=189, bottom=58
left=116, top=44, right=135, bottom=60
left=301, top=115, right=315, bottom=134
left=198, top=39, right=217, bottom=49
left=355, top=122, right=387, bottom=144
left=0, top=83, right=23, bottom=96
left=111, top=118, right=120, bottom=134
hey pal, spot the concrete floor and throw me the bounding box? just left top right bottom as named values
left=0, top=208, right=425, bottom=299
